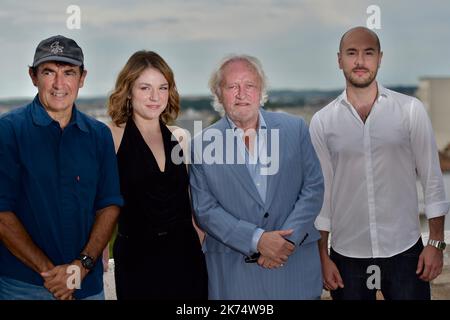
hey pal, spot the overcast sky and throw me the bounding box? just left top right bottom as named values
left=1, top=0, right=449, bottom=99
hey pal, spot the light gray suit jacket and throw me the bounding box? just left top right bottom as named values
left=189, top=109, right=324, bottom=299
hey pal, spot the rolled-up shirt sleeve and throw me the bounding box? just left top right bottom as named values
left=309, top=114, right=333, bottom=231
left=0, top=118, right=21, bottom=213
left=94, top=126, right=124, bottom=211
left=410, top=98, right=450, bottom=219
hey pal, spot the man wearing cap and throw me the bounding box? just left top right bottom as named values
left=0, top=35, right=123, bottom=300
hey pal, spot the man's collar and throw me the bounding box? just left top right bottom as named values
left=338, top=82, right=389, bottom=106
left=31, top=95, right=88, bottom=132
left=69, top=106, right=89, bottom=133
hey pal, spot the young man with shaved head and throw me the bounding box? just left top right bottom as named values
left=310, top=27, right=448, bottom=300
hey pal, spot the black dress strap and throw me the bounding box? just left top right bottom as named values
left=116, top=118, right=192, bottom=238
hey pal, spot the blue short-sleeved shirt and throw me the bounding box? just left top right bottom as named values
left=0, top=95, right=123, bottom=299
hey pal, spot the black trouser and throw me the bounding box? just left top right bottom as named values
left=330, top=238, right=430, bottom=300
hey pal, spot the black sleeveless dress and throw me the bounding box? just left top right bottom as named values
left=113, top=118, right=207, bottom=300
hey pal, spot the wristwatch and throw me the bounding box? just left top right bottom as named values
left=77, top=254, right=95, bottom=270
left=427, top=239, right=447, bottom=251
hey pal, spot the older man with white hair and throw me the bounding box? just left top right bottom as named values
left=189, top=54, right=324, bottom=299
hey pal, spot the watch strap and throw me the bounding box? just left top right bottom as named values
left=77, top=254, right=95, bottom=270
left=427, top=239, right=446, bottom=251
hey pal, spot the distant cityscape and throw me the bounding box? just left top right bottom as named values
left=2, top=84, right=450, bottom=223
left=0, top=85, right=418, bottom=129
left=6, top=83, right=450, bottom=173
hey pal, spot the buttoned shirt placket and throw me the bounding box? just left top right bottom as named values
left=343, top=96, right=381, bottom=257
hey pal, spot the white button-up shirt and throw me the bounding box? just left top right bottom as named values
left=310, top=84, right=449, bottom=258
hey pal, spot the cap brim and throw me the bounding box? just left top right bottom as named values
left=32, top=56, right=83, bottom=67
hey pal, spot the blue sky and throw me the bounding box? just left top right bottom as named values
left=1, top=0, right=449, bottom=98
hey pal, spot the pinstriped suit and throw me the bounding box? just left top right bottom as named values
left=189, top=109, right=324, bottom=299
